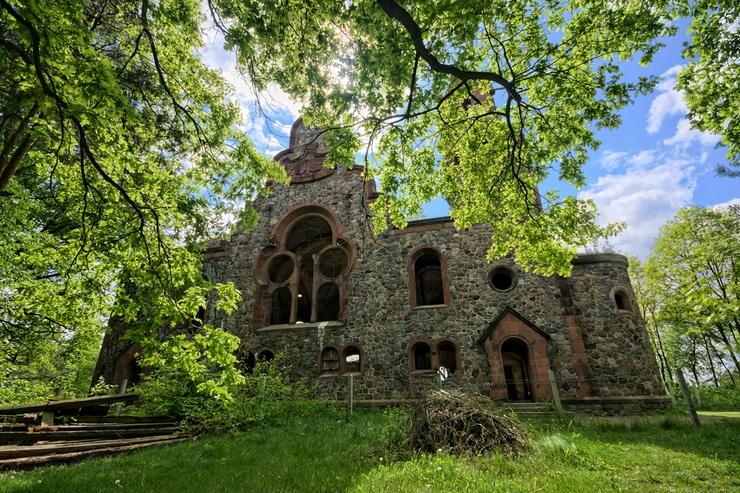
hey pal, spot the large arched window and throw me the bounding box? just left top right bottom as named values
left=254, top=205, right=355, bottom=327
left=408, top=248, right=449, bottom=309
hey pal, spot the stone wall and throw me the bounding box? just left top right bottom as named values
left=94, top=122, right=669, bottom=413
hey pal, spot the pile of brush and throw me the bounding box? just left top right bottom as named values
left=410, top=388, right=530, bottom=455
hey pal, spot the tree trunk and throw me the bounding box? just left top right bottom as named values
left=703, top=335, right=719, bottom=387
left=715, top=323, right=740, bottom=374
left=690, top=337, right=701, bottom=386
left=713, top=344, right=736, bottom=386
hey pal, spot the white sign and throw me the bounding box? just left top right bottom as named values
left=346, top=354, right=360, bottom=363
left=437, top=366, right=449, bottom=382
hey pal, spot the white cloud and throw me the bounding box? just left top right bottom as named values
left=198, top=14, right=301, bottom=157
left=600, top=150, right=628, bottom=170
left=646, top=65, right=687, bottom=134
left=580, top=155, right=696, bottom=258
left=663, top=118, right=721, bottom=148
left=712, top=197, right=740, bottom=210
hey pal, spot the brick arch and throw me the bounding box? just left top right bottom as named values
left=271, top=202, right=346, bottom=244
left=407, top=246, right=451, bottom=309
left=252, top=203, right=356, bottom=329
left=479, top=307, right=553, bottom=401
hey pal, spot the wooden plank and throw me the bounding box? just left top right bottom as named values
left=0, top=435, right=179, bottom=459
left=29, top=422, right=177, bottom=432
left=0, top=426, right=178, bottom=445
left=0, top=394, right=139, bottom=415
left=66, top=415, right=174, bottom=424
left=0, top=437, right=189, bottom=470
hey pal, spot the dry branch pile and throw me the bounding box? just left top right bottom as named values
left=410, top=389, right=530, bottom=455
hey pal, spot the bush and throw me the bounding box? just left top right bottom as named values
left=697, top=382, right=740, bottom=410
left=409, top=389, right=530, bottom=455
left=137, top=352, right=315, bottom=435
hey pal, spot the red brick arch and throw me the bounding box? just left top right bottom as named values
left=479, top=307, right=553, bottom=401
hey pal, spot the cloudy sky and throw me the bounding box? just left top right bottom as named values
left=199, top=16, right=737, bottom=260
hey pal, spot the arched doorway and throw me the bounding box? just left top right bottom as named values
left=500, top=339, right=533, bottom=401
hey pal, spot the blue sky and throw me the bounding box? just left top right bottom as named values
left=200, top=16, right=737, bottom=260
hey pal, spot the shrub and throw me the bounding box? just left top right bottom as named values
left=409, top=389, right=530, bottom=455
left=137, top=352, right=315, bottom=435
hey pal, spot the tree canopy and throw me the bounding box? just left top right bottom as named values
left=632, top=206, right=740, bottom=388
left=0, top=0, right=734, bottom=402
left=678, top=0, right=739, bottom=176
left=212, top=0, right=689, bottom=275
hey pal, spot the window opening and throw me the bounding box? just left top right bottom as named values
left=321, top=347, right=340, bottom=373
left=343, top=346, right=361, bottom=374
left=414, top=251, right=444, bottom=306
left=412, top=342, right=432, bottom=371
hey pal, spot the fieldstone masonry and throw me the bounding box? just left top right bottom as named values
left=94, top=119, right=670, bottom=413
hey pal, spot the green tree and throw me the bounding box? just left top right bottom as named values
left=644, top=206, right=740, bottom=383
left=0, top=0, right=282, bottom=403
left=211, top=0, right=688, bottom=275
left=678, top=0, right=739, bottom=176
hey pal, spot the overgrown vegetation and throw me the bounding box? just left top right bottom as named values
left=1, top=410, right=737, bottom=493
left=134, top=353, right=313, bottom=435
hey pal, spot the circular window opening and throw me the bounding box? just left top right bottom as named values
left=488, top=266, right=517, bottom=291
left=268, top=254, right=294, bottom=284
left=318, top=247, right=348, bottom=278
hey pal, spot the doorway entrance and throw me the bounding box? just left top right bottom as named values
left=501, top=339, right=533, bottom=401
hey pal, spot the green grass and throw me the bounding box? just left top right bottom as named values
left=1, top=410, right=738, bottom=493
left=698, top=410, right=740, bottom=419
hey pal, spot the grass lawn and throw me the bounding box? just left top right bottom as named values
left=0, top=410, right=737, bottom=493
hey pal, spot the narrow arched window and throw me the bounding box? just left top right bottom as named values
left=316, top=282, right=340, bottom=321
left=437, top=341, right=458, bottom=374
left=409, top=248, right=448, bottom=309
left=320, top=347, right=340, bottom=374
left=270, top=286, right=292, bottom=325
left=239, top=351, right=256, bottom=374
left=614, top=290, right=631, bottom=311
left=342, top=345, right=361, bottom=374
left=415, top=252, right=444, bottom=306
left=411, top=342, right=432, bottom=371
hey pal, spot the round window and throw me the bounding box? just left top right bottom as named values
left=488, top=266, right=517, bottom=292
left=268, top=254, right=294, bottom=284
left=318, top=247, right=348, bottom=278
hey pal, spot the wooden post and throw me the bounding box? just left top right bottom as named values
left=675, top=368, right=700, bottom=426
left=118, top=379, right=128, bottom=395
left=348, top=374, right=354, bottom=418
left=548, top=369, right=564, bottom=414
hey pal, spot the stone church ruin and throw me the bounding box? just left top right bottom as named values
left=94, top=119, right=670, bottom=413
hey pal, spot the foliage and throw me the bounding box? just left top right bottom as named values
left=209, top=0, right=688, bottom=275
left=2, top=411, right=738, bottom=493
left=136, top=353, right=314, bottom=435
left=696, top=379, right=740, bottom=411
left=0, top=0, right=285, bottom=404
left=633, top=205, right=739, bottom=392
left=678, top=0, right=740, bottom=176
